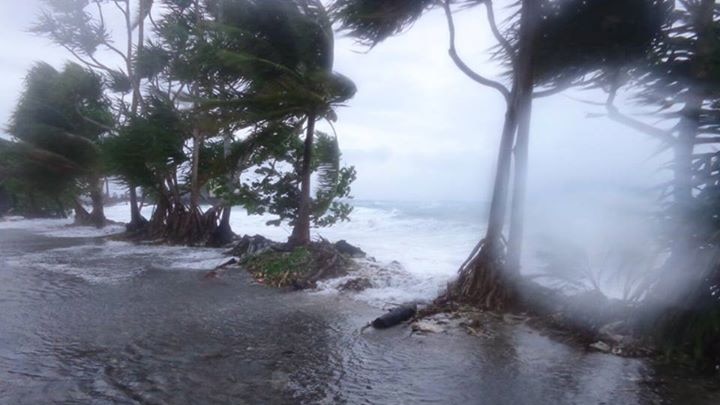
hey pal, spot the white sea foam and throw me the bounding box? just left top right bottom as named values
left=2, top=197, right=651, bottom=304
left=1, top=201, right=484, bottom=303
left=5, top=239, right=227, bottom=284
left=224, top=202, right=483, bottom=306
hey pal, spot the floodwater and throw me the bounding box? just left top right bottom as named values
left=0, top=228, right=717, bottom=404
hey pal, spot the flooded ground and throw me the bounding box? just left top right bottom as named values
left=0, top=228, right=718, bottom=404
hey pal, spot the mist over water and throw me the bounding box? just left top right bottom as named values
left=1, top=191, right=657, bottom=306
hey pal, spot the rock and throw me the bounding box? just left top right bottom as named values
left=411, top=320, right=445, bottom=334
left=589, top=341, right=611, bottom=353
left=227, top=234, right=278, bottom=260
left=339, top=277, right=372, bottom=292
left=598, top=320, right=629, bottom=345
left=334, top=240, right=366, bottom=258
left=503, top=313, right=528, bottom=324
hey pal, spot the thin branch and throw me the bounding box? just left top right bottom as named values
left=75, top=103, right=115, bottom=133
left=172, top=82, right=187, bottom=103
left=102, top=41, right=130, bottom=63
left=112, top=1, right=128, bottom=18
left=95, top=1, right=106, bottom=29
left=533, top=80, right=586, bottom=99
left=605, top=82, right=676, bottom=146
left=694, top=137, right=720, bottom=144
left=484, top=0, right=516, bottom=67
left=61, top=44, right=106, bottom=71
left=440, top=0, right=510, bottom=103
left=87, top=53, right=119, bottom=74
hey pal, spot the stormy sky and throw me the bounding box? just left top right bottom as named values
left=0, top=1, right=664, bottom=203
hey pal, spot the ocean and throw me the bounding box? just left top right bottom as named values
left=0, top=196, right=657, bottom=306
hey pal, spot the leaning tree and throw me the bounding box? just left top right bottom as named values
left=203, top=0, right=357, bottom=247
left=332, top=0, right=668, bottom=308
left=8, top=62, right=113, bottom=227
left=34, top=0, right=156, bottom=229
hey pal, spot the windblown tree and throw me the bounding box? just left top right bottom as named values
left=241, top=130, right=356, bottom=229
left=590, top=0, right=720, bottom=367
left=34, top=0, right=155, bottom=229
left=8, top=62, right=112, bottom=227
left=0, top=138, right=81, bottom=218
left=205, top=0, right=357, bottom=247
left=332, top=0, right=667, bottom=308
left=598, top=0, right=719, bottom=281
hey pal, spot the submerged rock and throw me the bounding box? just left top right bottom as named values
left=589, top=341, right=611, bottom=353
left=243, top=240, right=357, bottom=289
left=339, top=277, right=372, bottom=292
left=334, top=240, right=366, bottom=258
left=227, top=234, right=279, bottom=260
left=411, top=320, right=445, bottom=334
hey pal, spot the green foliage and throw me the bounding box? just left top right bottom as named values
left=0, top=138, right=77, bottom=216
left=242, top=130, right=355, bottom=228
left=102, top=97, right=187, bottom=190
left=203, top=0, right=357, bottom=122
left=4, top=61, right=111, bottom=217
left=532, top=0, right=672, bottom=86
left=9, top=62, right=111, bottom=168
left=245, top=246, right=313, bottom=280
left=330, top=0, right=436, bottom=47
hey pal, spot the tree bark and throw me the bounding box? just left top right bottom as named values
left=289, top=111, right=317, bottom=247
left=128, top=185, right=147, bottom=230
left=190, top=128, right=203, bottom=211
left=484, top=104, right=519, bottom=246
left=125, top=1, right=148, bottom=228
left=506, top=0, right=540, bottom=273
left=88, top=174, right=106, bottom=228
left=450, top=0, right=538, bottom=308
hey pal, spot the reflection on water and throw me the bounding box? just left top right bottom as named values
left=0, top=229, right=717, bottom=404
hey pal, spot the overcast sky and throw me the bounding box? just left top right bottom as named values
left=0, top=1, right=664, bottom=203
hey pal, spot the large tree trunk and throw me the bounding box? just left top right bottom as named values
left=127, top=185, right=147, bottom=232
left=190, top=128, right=203, bottom=212
left=506, top=2, right=538, bottom=273
left=208, top=134, right=236, bottom=247
left=88, top=174, right=106, bottom=228
left=125, top=0, right=148, bottom=230
left=653, top=0, right=713, bottom=307
left=73, top=198, right=93, bottom=225
left=447, top=0, right=538, bottom=309
left=289, top=111, right=317, bottom=247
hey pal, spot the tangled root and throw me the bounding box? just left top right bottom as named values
left=438, top=238, right=518, bottom=311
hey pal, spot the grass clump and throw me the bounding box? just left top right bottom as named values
left=245, top=247, right=313, bottom=287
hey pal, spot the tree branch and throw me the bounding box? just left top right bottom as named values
left=605, top=82, right=676, bottom=146
left=694, top=137, right=720, bottom=144
left=484, top=0, right=516, bottom=67
left=60, top=44, right=107, bottom=71
left=440, top=0, right=510, bottom=103
left=75, top=103, right=115, bottom=133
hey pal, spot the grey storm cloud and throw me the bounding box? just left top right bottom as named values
left=0, top=0, right=666, bottom=203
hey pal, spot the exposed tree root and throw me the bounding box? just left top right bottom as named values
left=435, top=238, right=519, bottom=312
left=73, top=198, right=109, bottom=228
left=128, top=195, right=233, bottom=246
